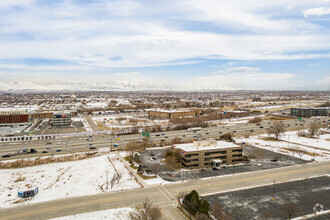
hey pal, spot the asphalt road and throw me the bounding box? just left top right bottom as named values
left=0, top=160, right=329, bottom=220
left=0, top=117, right=328, bottom=160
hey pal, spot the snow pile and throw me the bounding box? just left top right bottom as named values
left=0, top=154, right=141, bottom=209
left=53, top=208, right=136, bottom=220
left=236, top=131, right=330, bottom=161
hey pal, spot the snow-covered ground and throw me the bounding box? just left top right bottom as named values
left=53, top=208, right=136, bottom=220
left=236, top=131, right=330, bottom=162
left=0, top=154, right=141, bottom=209
left=279, top=131, right=330, bottom=150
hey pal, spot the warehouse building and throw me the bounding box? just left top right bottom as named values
left=290, top=107, right=329, bottom=117
left=0, top=110, right=29, bottom=124
left=51, top=112, right=72, bottom=127
left=30, top=110, right=53, bottom=119
left=174, top=140, right=243, bottom=169
left=148, top=108, right=203, bottom=119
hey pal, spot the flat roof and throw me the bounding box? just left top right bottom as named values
left=174, top=140, right=241, bottom=152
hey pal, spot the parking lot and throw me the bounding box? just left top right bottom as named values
left=34, top=120, right=86, bottom=135
left=203, top=176, right=330, bottom=219
left=138, top=145, right=307, bottom=182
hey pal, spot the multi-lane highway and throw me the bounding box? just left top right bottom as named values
left=0, top=117, right=328, bottom=160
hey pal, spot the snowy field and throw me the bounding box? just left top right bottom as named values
left=236, top=131, right=330, bottom=162
left=53, top=207, right=136, bottom=220
left=0, top=154, right=141, bottom=209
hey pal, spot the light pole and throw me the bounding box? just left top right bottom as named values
left=272, top=180, right=275, bottom=200
left=106, top=171, right=109, bottom=190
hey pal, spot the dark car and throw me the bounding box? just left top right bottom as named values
left=165, top=136, right=168, bottom=138
left=30, top=149, right=37, bottom=153
left=56, top=149, right=62, bottom=152
left=42, top=151, right=48, bottom=153
left=155, top=134, right=160, bottom=136
left=205, top=132, right=209, bottom=134
left=90, top=147, right=96, bottom=149
left=2, top=154, right=11, bottom=158
left=219, top=131, right=223, bottom=134
left=271, top=159, right=277, bottom=162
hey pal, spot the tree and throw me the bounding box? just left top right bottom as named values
left=171, top=136, right=182, bottom=145
left=267, top=121, right=286, bottom=140
left=283, top=202, right=299, bottom=219
left=296, top=148, right=305, bottom=159
left=141, top=137, right=154, bottom=150
left=199, top=199, right=211, bottom=215
left=219, top=133, right=234, bottom=142
left=165, top=155, right=181, bottom=175
left=253, top=147, right=265, bottom=162
left=248, top=117, right=262, bottom=124
left=195, top=214, right=210, bottom=220
left=126, top=140, right=139, bottom=156
left=149, top=163, right=161, bottom=176
left=129, top=198, right=162, bottom=220
left=184, top=190, right=201, bottom=216
left=308, top=120, right=322, bottom=138
left=211, top=204, right=231, bottom=220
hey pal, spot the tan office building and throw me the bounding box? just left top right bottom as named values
left=174, top=140, right=243, bottom=169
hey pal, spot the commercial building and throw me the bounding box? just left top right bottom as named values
left=148, top=108, right=203, bottom=119
left=51, top=112, right=72, bottom=127
left=290, top=108, right=329, bottom=117
left=174, top=140, right=243, bottom=169
left=30, top=110, right=53, bottom=119
left=0, top=110, right=29, bottom=124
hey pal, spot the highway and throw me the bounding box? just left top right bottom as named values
left=0, top=117, right=328, bottom=160
left=0, top=160, right=329, bottom=220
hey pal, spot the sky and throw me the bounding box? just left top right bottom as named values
left=0, top=0, right=330, bottom=91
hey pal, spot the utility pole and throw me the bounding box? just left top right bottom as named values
left=106, top=171, right=109, bottom=190
left=272, top=180, right=275, bottom=200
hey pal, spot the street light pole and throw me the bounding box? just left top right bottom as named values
left=106, top=171, right=109, bottom=190
left=272, top=180, right=275, bottom=200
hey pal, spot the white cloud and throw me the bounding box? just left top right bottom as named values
left=303, top=7, right=330, bottom=17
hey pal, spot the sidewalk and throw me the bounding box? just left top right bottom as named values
left=117, top=153, right=149, bottom=188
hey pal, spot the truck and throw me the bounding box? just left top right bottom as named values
left=187, top=127, right=202, bottom=132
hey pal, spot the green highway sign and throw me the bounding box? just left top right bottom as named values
left=142, top=131, right=150, bottom=137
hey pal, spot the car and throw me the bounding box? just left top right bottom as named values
left=182, top=135, right=186, bottom=137
left=113, top=144, right=119, bottom=147
left=270, top=159, right=277, bottom=162
left=90, top=147, right=96, bottom=149
left=161, top=134, right=165, bottom=136
left=233, top=130, right=236, bottom=132
left=30, top=149, right=37, bottom=153
left=213, top=167, right=220, bottom=170
left=56, top=149, right=62, bottom=152
left=259, top=126, right=264, bottom=128
left=322, top=121, right=326, bottom=123
left=155, top=134, right=160, bottom=137
left=56, top=142, right=61, bottom=145
left=205, top=132, right=209, bottom=134
left=46, top=146, right=52, bottom=150
left=2, top=154, right=11, bottom=158
left=165, top=136, right=168, bottom=138
left=160, top=139, right=165, bottom=142
left=42, top=151, right=48, bottom=153
left=219, top=131, right=222, bottom=134
left=46, top=141, right=52, bottom=145
left=116, top=138, right=120, bottom=141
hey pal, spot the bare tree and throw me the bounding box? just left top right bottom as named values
left=195, top=214, right=210, bottom=220
left=296, top=148, right=305, bottom=159
left=171, top=136, right=182, bottom=145
left=253, top=147, right=265, bottom=163
left=129, top=198, right=162, bottom=220
left=283, top=202, right=299, bottom=219
left=149, top=163, right=161, bottom=176
left=267, top=121, right=286, bottom=140
left=126, top=140, right=138, bottom=156
left=248, top=117, right=262, bottom=124
left=308, top=120, right=322, bottom=138
left=165, top=155, right=181, bottom=175
left=211, top=204, right=231, bottom=220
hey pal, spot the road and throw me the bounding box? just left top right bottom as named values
left=0, top=160, right=329, bottom=220
left=0, top=117, right=328, bottom=160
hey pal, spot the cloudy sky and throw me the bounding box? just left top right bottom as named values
left=0, top=0, right=330, bottom=91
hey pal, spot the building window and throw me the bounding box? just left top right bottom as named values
left=232, top=154, right=242, bottom=158
left=232, top=149, right=242, bottom=153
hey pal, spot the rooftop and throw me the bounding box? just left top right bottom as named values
left=174, top=140, right=241, bottom=152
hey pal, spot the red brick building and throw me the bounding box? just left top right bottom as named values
left=0, top=111, right=29, bottom=124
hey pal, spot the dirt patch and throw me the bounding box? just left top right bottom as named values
left=260, top=137, right=282, bottom=142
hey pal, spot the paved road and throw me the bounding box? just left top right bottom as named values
left=0, top=160, right=329, bottom=220
left=1, top=117, right=327, bottom=160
